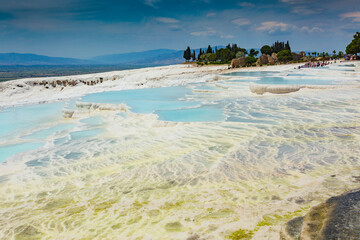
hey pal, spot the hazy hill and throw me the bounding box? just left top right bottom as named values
left=0, top=50, right=184, bottom=66
left=91, top=49, right=183, bottom=65
left=0, top=53, right=93, bottom=66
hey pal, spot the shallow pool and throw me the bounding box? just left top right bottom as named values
left=255, top=76, right=334, bottom=85
left=81, top=86, right=200, bottom=113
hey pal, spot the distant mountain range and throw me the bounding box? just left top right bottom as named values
left=0, top=49, right=185, bottom=66
left=0, top=53, right=94, bottom=66
left=90, top=49, right=183, bottom=65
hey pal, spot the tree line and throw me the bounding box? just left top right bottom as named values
left=184, top=44, right=259, bottom=65
left=184, top=38, right=350, bottom=66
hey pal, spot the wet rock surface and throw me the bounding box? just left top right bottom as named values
left=280, top=216, right=304, bottom=240
left=282, top=189, right=360, bottom=240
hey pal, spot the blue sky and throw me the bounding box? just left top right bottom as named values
left=0, top=0, right=359, bottom=58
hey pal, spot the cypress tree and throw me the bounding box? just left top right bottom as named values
left=206, top=45, right=212, bottom=54
left=285, top=41, right=291, bottom=52
left=232, top=44, right=238, bottom=52
left=183, top=46, right=191, bottom=62
left=271, top=41, right=290, bottom=53
left=192, top=50, right=196, bottom=61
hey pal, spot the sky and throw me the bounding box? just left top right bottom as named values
left=0, top=0, right=359, bottom=58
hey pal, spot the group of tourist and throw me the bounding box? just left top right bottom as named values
left=297, top=61, right=332, bottom=69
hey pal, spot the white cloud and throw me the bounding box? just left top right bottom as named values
left=221, top=34, right=234, bottom=39
left=257, top=21, right=295, bottom=33
left=155, top=17, right=179, bottom=24
left=238, top=2, right=255, bottom=7
left=257, top=21, right=324, bottom=34
left=144, top=0, right=161, bottom=8
left=206, top=12, right=217, bottom=17
left=256, top=21, right=324, bottom=34
left=191, top=27, right=216, bottom=37
left=300, top=26, right=323, bottom=33
left=191, top=30, right=216, bottom=37
left=231, top=18, right=250, bottom=26
left=341, top=11, right=360, bottom=22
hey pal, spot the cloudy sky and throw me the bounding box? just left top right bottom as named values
left=0, top=0, right=359, bottom=58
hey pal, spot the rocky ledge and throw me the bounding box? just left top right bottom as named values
left=281, top=189, right=360, bottom=240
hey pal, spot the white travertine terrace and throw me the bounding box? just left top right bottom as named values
left=0, top=62, right=360, bottom=239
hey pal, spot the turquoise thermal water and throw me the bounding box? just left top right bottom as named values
left=0, top=67, right=350, bottom=163
left=22, top=123, right=76, bottom=140
left=80, top=86, right=226, bottom=122
left=155, top=104, right=226, bottom=122
left=0, top=104, right=103, bottom=163
left=0, top=102, right=65, bottom=139
left=0, top=142, right=44, bottom=162
left=223, top=71, right=337, bottom=85
left=223, top=71, right=280, bottom=77
left=81, top=86, right=200, bottom=113
left=255, top=76, right=334, bottom=85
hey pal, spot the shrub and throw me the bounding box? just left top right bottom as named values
left=277, top=50, right=293, bottom=62
left=245, top=56, right=257, bottom=65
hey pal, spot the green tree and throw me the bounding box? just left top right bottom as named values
left=346, top=32, right=360, bottom=56
left=338, top=51, right=344, bottom=58
left=217, top=48, right=234, bottom=63
left=260, top=45, right=272, bottom=55
left=332, top=50, right=336, bottom=56
left=271, top=41, right=285, bottom=53
left=236, top=51, right=245, bottom=58
left=231, top=44, right=238, bottom=53
left=207, top=53, right=217, bottom=62
left=249, top=49, right=259, bottom=57
left=183, top=46, right=191, bottom=62
left=285, top=41, right=291, bottom=52
left=206, top=45, right=213, bottom=54
left=200, top=53, right=217, bottom=62
left=245, top=56, right=257, bottom=66
left=277, top=50, right=293, bottom=62
left=198, top=49, right=203, bottom=60
left=192, top=50, right=196, bottom=61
